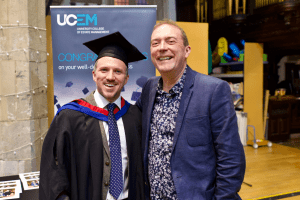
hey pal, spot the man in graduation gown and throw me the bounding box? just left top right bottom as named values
left=40, top=32, right=145, bottom=200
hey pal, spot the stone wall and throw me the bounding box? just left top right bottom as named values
left=0, top=0, right=48, bottom=176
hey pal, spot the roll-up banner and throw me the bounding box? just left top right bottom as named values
left=50, top=6, right=157, bottom=113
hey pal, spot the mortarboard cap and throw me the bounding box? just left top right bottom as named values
left=131, top=91, right=141, bottom=101
left=65, top=81, right=73, bottom=87
left=82, top=87, right=89, bottom=95
left=83, top=31, right=146, bottom=66
left=54, top=95, right=58, bottom=105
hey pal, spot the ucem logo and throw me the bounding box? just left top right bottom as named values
left=57, top=14, right=97, bottom=26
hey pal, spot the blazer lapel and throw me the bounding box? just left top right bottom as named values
left=85, top=91, right=110, bottom=159
left=172, top=66, right=196, bottom=153
left=144, top=77, right=159, bottom=163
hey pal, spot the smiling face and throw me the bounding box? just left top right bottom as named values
left=93, top=56, right=129, bottom=103
left=150, top=24, right=191, bottom=75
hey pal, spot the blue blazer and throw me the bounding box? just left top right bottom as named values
left=136, top=66, right=246, bottom=200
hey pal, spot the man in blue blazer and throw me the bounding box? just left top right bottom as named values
left=136, top=20, right=246, bottom=200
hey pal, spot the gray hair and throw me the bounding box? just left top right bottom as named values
left=153, top=19, right=189, bottom=46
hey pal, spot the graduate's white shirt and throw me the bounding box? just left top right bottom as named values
left=94, top=90, right=128, bottom=200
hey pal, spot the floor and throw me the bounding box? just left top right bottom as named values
left=238, top=143, right=300, bottom=200
left=277, top=137, right=300, bottom=150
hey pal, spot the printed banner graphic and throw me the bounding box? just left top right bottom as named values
left=51, top=6, right=157, bottom=114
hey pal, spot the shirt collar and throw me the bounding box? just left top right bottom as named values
left=157, top=66, right=187, bottom=95
left=93, top=89, right=121, bottom=110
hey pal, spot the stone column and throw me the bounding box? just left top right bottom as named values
left=0, top=0, right=48, bottom=176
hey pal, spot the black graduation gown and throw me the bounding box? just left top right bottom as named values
left=39, top=104, right=144, bottom=200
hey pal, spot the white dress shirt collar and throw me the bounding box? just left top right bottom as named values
left=93, top=89, right=121, bottom=109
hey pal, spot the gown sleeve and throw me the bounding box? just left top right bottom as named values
left=39, top=110, right=75, bottom=200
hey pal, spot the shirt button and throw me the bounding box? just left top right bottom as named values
left=104, top=182, right=109, bottom=186
left=105, top=161, right=110, bottom=166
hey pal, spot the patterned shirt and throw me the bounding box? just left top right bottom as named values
left=148, top=68, right=187, bottom=200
